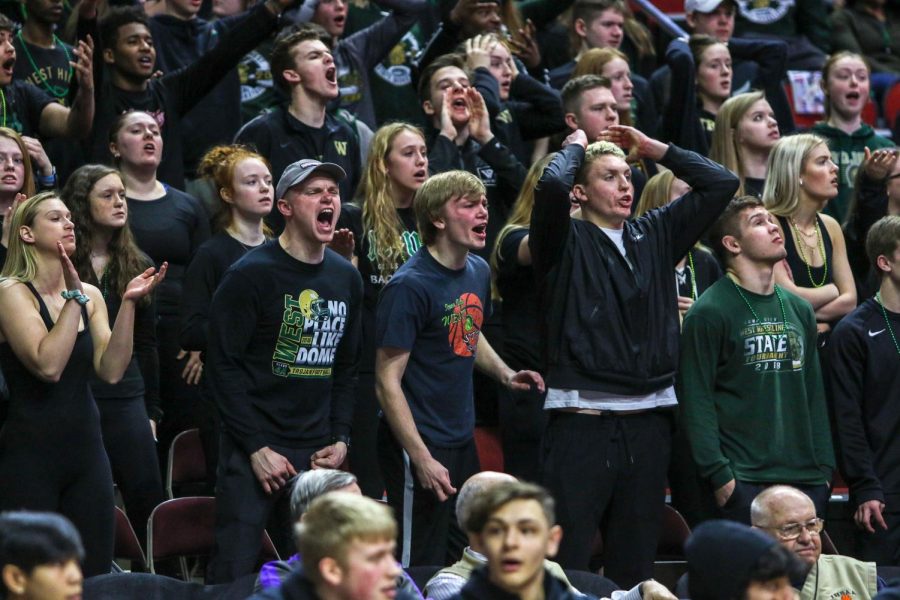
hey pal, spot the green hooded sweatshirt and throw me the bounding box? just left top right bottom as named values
left=810, top=121, right=893, bottom=224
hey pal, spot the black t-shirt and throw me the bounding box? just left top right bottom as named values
left=0, top=79, right=53, bottom=136
left=179, top=231, right=264, bottom=352
left=495, top=227, right=540, bottom=371
left=675, top=247, right=723, bottom=301
left=376, top=248, right=492, bottom=447
left=127, top=187, right=211, bottom=316
left=12, top=35, right=73, bottom=104
left=207, top=242, right=362, bottom=455
left=338, top=203, right=421, bottom=371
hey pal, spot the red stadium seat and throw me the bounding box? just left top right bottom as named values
left=147, top=496, right=278, bottom=579
left=114, top=506, right=147, bottom=571
left=474, top=426, right=504, bottom=472
left=166, top=428, right=207, bottom=499
left=884, top=81, right=900, bottom=131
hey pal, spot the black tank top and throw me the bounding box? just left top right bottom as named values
left=778, top=215, right=835, bottom=289
left=0, top=283, right=98, bottom=441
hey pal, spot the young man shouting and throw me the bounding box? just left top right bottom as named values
left=376, top=170, right=544, bottom=567
left=207, top=158, right=362, bottom=582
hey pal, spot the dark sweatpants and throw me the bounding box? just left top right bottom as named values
left=207, top=434, right=317, bottom=583
left=541, top=410, right=673, bottom=589
left=719, top=480, right=830, bottom=524
left=96, top=396, right=164, bottom=547
left=378, top=420, right=480, bottom=568
left=856, top=509, right=900, bottom=565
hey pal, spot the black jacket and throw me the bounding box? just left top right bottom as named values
left=236, top=106, right=361, bottom=233
left=530, top=143, right=739, bottom=394
left=451, top=567, right=587, bottom=600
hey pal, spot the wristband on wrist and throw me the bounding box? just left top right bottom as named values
left=61, top=289, right=90, bottom=305
left=38, top=167, right=57, bottom=188
left=331, top=434, right=350, bottom=448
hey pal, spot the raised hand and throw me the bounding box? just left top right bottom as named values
left=1, top=193, right=25, bottom=249
left=71, top=37, right=94, bottom=93
left=21, top=137, right=53, bottom=179
left=509, top=20, right=541, bottom=70
left=439, top=88, right=461, bottom=140
left=862, top=147, right=900, bottom=181
left=329, top=228, right=355, bottom=261
left=58, top=241, right=84, bottom=292
left=562, top=129, right=588, bottom=149
left=122, top=262, right=168, bottom=301
left=464, top=34, right=496, bottom=71
left=597, top=124, right=668, bottom=162
left=466, top=87, right=492, bottom=144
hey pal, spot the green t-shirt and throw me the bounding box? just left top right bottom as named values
left=678, top=277, right=834, bottom=489
left=810, top=121, right=893, bottom=224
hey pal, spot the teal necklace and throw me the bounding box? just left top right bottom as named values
left=876, top=291, right=900, bottom=358
left=16, top=30, right=72, bottom=100
left=731, top=278, right=792, bottom=359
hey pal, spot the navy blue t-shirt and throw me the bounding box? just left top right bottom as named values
left=376, top=248, right=492, bottom=448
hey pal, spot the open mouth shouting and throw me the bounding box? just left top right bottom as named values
left=316, top=207, right=336, bottom=234
left=0, top=57, right=14, bottom=80
left=472, top=222, right=487, bottom=242
left=325, top=66, right=337, bottom=85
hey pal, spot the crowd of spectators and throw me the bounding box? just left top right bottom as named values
left=0, top=0, right=898, bottom=596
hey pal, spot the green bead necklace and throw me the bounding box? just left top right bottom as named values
left=16, top=31, right=72, bottom=100
left=789, top=217, right=828, bottom=288
left=731, top=279, right=792, bottom=360
left=876, top=291, right=900, bottom=358
left=687, top=250, right=698, bottom=301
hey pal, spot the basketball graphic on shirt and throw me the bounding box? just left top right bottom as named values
left=447, top=293, right=484, bottom=357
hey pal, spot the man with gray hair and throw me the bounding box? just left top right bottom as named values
left=751, top=485, right=882, bottom=599
left=255, top=470, right=362, bottom=592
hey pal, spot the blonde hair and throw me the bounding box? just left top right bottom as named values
left=414, top=170, right=485, bottom=246
left=0, top=192, right=63, bottom=283
left=572, top=48, right=633, bottom=126
left=490, top=154, right=555, bottom=301
left=359, top=123, right=426, bottom=279
left=762, top=133, right=827, bottom=217
left=575, top=141, right=627, bottom=185
left=634, top=169, right=676, bottom=217
left=709, top=91, right=766, bottom=197
left=296, top=492, right=397, bottom=585
left=197, top=145, right=273, bottom=234
left=0, top=128, right=36, bottom=199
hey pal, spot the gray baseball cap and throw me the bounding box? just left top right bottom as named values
left=276, top=158, right=346, bottom=200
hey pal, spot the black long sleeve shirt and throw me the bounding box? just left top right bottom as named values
left=207, top=242, right=362, bottom=456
